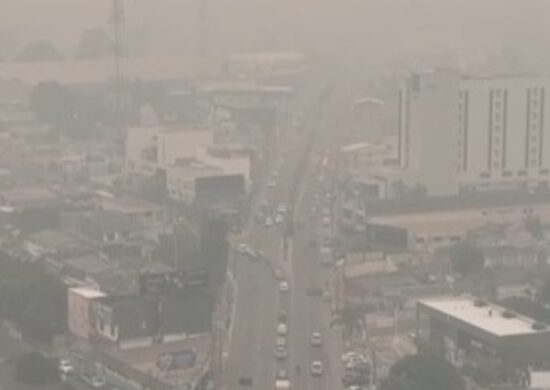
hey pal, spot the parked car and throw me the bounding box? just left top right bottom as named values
left=310, top=361, right=324, bottom=376
left=310, top=332, right=323, bottom=347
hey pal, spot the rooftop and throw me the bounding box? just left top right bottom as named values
left=70, top=287, right=106, bottom=299
left=419, top=296, right=548, bottom=337
left=365, top=190, right=550, bottom=217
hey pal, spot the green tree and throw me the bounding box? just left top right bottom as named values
left=30, top=82, right=106, bottom=138
left=385, top=353, right=464, bottom=390
left=16, top=40, right=62, bottom=62
left=14, top=352, right=59, bottom=385
left=0, top=258, right=67, bottom=342
left=449, top=242, right=485, bottom=277
left=335, top=305, right=364, bottom=339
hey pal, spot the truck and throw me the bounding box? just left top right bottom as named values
left=275, top=379, right=291, bottom=390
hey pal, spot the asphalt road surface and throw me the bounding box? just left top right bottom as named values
left=226, top=64, right=351, bottom=390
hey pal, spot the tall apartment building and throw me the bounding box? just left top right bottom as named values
left=398, top=70, right=550, bottom=193
left=459, top=75, right=550, bottom=190
left=398, top=69, right=460, bottom=195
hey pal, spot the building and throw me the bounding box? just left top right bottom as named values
left=417, top=296, right=550, bottom=371
left=363, top=190, right=550, bottom=251
left=398, top=70, right=550, bottom=193
left=166, top=146, right=251, bottom=206
left=459, top=75, right=550, bottom=190
left=398, top=69, right=460, bottom=195
left=125, top=107, right=214, bottom=177
left=68, top=287, right=106, bottom=341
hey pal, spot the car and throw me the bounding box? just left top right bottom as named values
left=275, top=345, right=288, bottom=360
left=279, top=281, right=290, bottom=293
left=82, top=374, right=106, bottom=388
left=275, top=214, right=284, bottom=224
left=276, top=336, right=287, bottom=347
left=265, top=217, right=274, bottom=227
left=310, top=332, right=323, bottom=347
left=278, top=311, right=288, bottom=323
left=310, top=361, right=324, bottom=376
left=268, top=181, right=276, bottom=188
left=277, top=204, right=287, bottom=214
left=58, top=359, right=74, bottom=374
left=322, top=290, right=332, bottom=302
left=277, top=323, right=288, bottom=336
left=276, top=369, right=289, bottom=380
left=341, top=351, right=360, bottom=363
left=274, top=268, right=284, bottom=280
left=237, top=243, right=247, bottom=254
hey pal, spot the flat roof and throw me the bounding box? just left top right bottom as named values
left=365, top=190, right=550, bottom=217
left=70, top=287, right=106, bottom=299
left=419, top=296, right=546, bottom=337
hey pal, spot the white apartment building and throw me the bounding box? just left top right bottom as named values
left=398, top=70, right=550, bottom=193
left=459, top=75, right=550, bottom=190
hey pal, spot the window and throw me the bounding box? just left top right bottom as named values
left=480, top=172, right=491, bottom=178
left=540, top=168, right=550, bottom=175
left=517, top=170, right=527, bottom=176
left=503, top=171, right=513, bottom=177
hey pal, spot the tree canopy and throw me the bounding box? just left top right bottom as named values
left=0, top=256, right=67, bottom=342
left=16, top=40, right=62, bottom=62
left=385, top=353, right=464, bottom=390
left=14, top=352, right=59, bottom=385
left=449, top=242, right=485, bottom=277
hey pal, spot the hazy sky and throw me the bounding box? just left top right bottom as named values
left=1, top=0, right=549, bottom=65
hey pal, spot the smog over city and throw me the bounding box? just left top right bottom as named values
left=1, top=1, right=550, bottom=390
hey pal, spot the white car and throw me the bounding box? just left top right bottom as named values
left=275, top=213, right=284, bottom=224
left=310, top=361, right=324, bottom=376
left=279, top=281, right=290, bottom=293
left=58, top=359, right=74, bottom=377
left=268, top=181, right=276, bottom=188
left=265, top=217, right=274, bottom=227
left=277, top=323, right=288, bottom=336
left=310, top=332, right=323, bottom=347
left=237, top=243, right=247, bottom=254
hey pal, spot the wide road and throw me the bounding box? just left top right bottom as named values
left=226, top=60, right=352, bottom=390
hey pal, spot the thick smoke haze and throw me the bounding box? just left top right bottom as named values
left=2, top=0, right=550, bottom=65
